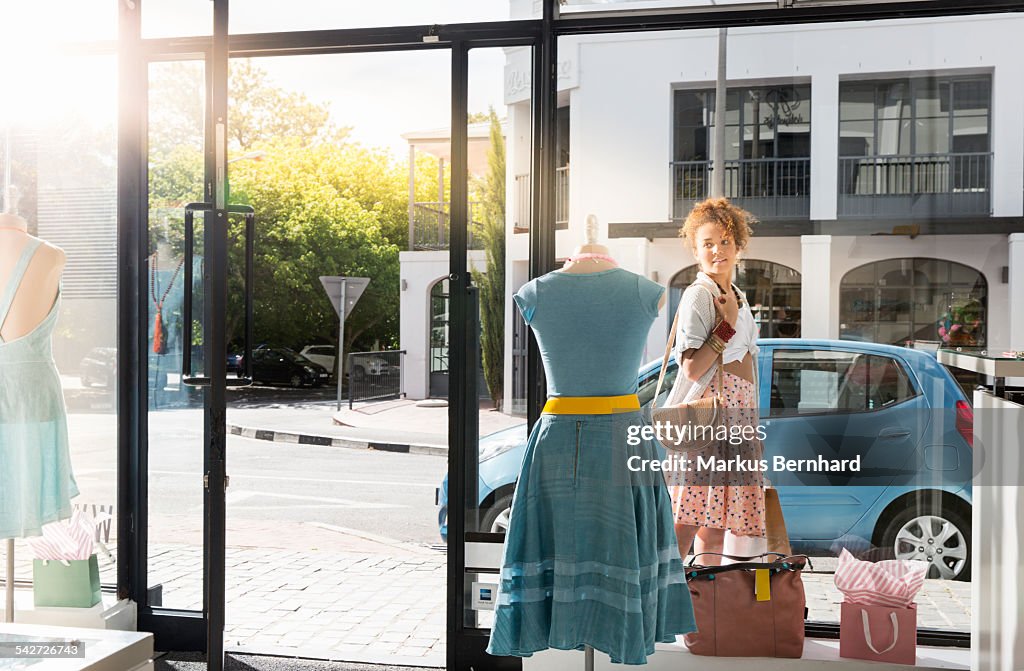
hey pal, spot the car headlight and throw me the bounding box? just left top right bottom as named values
left=304, top=366, right=315, bottom=374
left=479, top=438, right=520, bottom=462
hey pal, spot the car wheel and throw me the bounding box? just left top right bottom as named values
left=480, top=494, right=513, bottom=535
left=289, top=374, right=303, bottom=388
left=351, top=366, right=366, bottom=382
left=879, top=503, right=971, bottom=581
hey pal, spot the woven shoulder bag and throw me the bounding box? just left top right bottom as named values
left=650, top=283, right=724, bottom=456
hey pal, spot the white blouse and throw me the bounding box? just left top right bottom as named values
left=664, top=271, right=759, bottom=406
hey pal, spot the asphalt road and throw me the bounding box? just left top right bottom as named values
left=68, top=403, right=449, bottom=556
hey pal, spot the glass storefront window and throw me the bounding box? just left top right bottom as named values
left=230, top=0, right=527, bottom=34
left=2, top=51, right=119, bottom=586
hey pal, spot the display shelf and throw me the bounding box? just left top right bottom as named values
left=936, top=348, right=1024, bottom=378
left=522, top=638, right=969, bottom=671
left=0, top=622, right=152, bottom=671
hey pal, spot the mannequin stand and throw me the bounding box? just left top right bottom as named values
left=5, top=538, right=13, bottom=623
left=584, top=645, right=594, bottom=671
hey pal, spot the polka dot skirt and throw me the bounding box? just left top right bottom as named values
left=669, top=370, right=766, bottom=538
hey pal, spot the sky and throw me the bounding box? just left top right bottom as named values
left=0, top=1, right=508, bottom=159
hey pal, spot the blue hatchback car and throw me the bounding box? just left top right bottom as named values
left=437, top=339, right=974, bottom=580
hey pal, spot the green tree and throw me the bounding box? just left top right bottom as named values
left=145, top=60, right=458, bottom=355
left=226, top=140, right=400, bottom=355
left=470, top=108, right=506, bottom=410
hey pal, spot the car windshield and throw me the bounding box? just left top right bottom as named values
left=280, top=348, right=313, bottom=364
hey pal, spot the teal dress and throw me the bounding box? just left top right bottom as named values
left=486, top=268, right=696, bottom=665
left=0, top=239, right=78, bottom=539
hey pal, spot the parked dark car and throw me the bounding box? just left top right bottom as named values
left=80, top=347, right=118, bottom=389
left=226, top=352, right=243, bottom=375
left=243, top=346, right=330, bottom=388
left=437, top=339, right=975, bottom=581
left=80, top=346, right=168, bottom=390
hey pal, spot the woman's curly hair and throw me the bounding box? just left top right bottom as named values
left=678, top=197, right=755, bottom=251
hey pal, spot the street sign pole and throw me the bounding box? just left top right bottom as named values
left=319, top=276, right=369, bottom=412
left=336, top=278, right=346, bottom=411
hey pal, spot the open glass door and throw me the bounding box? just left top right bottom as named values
left=119, top=1, right=232, bottom=662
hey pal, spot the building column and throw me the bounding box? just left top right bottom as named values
left=809, top=73, right=838, bottom=221
left=1009, top=233, right=1024, bottom=352
left=992, top=65, right=1024, bottom=217
left=801, top=235, right=833, bottom=338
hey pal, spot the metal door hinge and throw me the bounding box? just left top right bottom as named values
left=203, top=474, right=230, bottom=490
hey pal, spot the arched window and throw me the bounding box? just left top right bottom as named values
left=839, top=258, right=987, bottom=347
left=669, top=260, right=802, bottom=338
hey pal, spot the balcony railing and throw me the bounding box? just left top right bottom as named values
left=512, top=166, right=570, bottom=232
left=411, top=202, right=485, bottom=251
left=513, top=173, right=530, bottom=232
left=838, top=152, right=992, bottom=218
left=672, top=157, right=811, bottom=221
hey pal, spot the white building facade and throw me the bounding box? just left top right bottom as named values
left=497, top=13, right=1024, bottom=411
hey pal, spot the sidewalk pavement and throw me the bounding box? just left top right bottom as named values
left=226, top=398, right=525, bottom=455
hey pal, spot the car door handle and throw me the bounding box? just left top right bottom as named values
left=878, top=428, right=911, bottom=440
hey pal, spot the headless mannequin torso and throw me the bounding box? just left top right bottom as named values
left=0, top=194, right=67, bottom=624
left=0, top=213, right=65, bottom=343
left=559, top=214, right=668, bottom=312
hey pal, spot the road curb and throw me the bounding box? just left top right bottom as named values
left=227, top=424, right=447, bottom=456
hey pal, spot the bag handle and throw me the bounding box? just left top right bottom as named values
left=653, top=283, right=723, bottom=408
left=688, top=552, right=813, bottom=570
left=861, top=610, right=899, bottom=655
left=689, top=551, right=788, bottom=564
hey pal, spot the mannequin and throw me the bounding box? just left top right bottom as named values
left=0, top=192, right=65, bottom=343
left=560, top=214, right=668, bottom=312
left=0, top=186, right=71, bottom=623
left=489, top=217, right=692, bottom=669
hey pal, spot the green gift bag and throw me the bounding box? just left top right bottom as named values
left=32, top=554, right=102, bottom=608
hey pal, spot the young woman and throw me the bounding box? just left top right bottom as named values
left=664, top=197, right=765, bottom=565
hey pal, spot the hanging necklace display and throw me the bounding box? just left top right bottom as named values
left=150, top=250, right=185, bottom=355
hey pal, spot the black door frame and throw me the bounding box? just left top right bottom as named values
left=115, top=0, right=1023, bottom=666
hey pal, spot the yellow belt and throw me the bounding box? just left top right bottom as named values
left=542, top=394, right=640, bottom=415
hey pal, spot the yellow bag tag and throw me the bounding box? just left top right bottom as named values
left=755, top=568, right=771, bottom=602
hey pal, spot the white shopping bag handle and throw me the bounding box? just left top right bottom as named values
left=861, top=609, right=899, bottom=655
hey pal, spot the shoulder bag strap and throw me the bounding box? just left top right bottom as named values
left=652, top=302, right=680, bottom=405
left=653, top=282, right=723, bottom=407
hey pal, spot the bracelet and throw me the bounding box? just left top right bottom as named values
left=712, top=320, right=736, bottom=342
left=707, top=335, right=726, bottom=353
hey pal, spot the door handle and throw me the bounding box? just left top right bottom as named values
left=878, top=427, right=911, bottom=440
left=181, top=202, right=256, bottom=388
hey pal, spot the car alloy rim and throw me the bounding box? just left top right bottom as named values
left=893, top=514, right=967, bottom=580
left=492, top=507, right=511, bottom=534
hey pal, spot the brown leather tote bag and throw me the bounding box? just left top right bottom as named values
left=683, top=552, right=811, bottom=658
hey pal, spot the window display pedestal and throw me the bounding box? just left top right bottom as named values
left=938, top=349, right=1024, bottom=671
left=0, top=622, right=152, bottom=671
left=7, top=590, right=136, bottom=631
left=521, top=639, right=970, bottom=671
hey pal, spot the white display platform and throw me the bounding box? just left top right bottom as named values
left=522, top=639, right=970, bottom=671
left=0, top=622, right=152, bottom=671
left=8, top=590, right=136, bottom=631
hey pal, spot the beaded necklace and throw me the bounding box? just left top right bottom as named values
left=562, top=252, right=618, bottom=267
left=150, top=250, right=185, bottom=355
